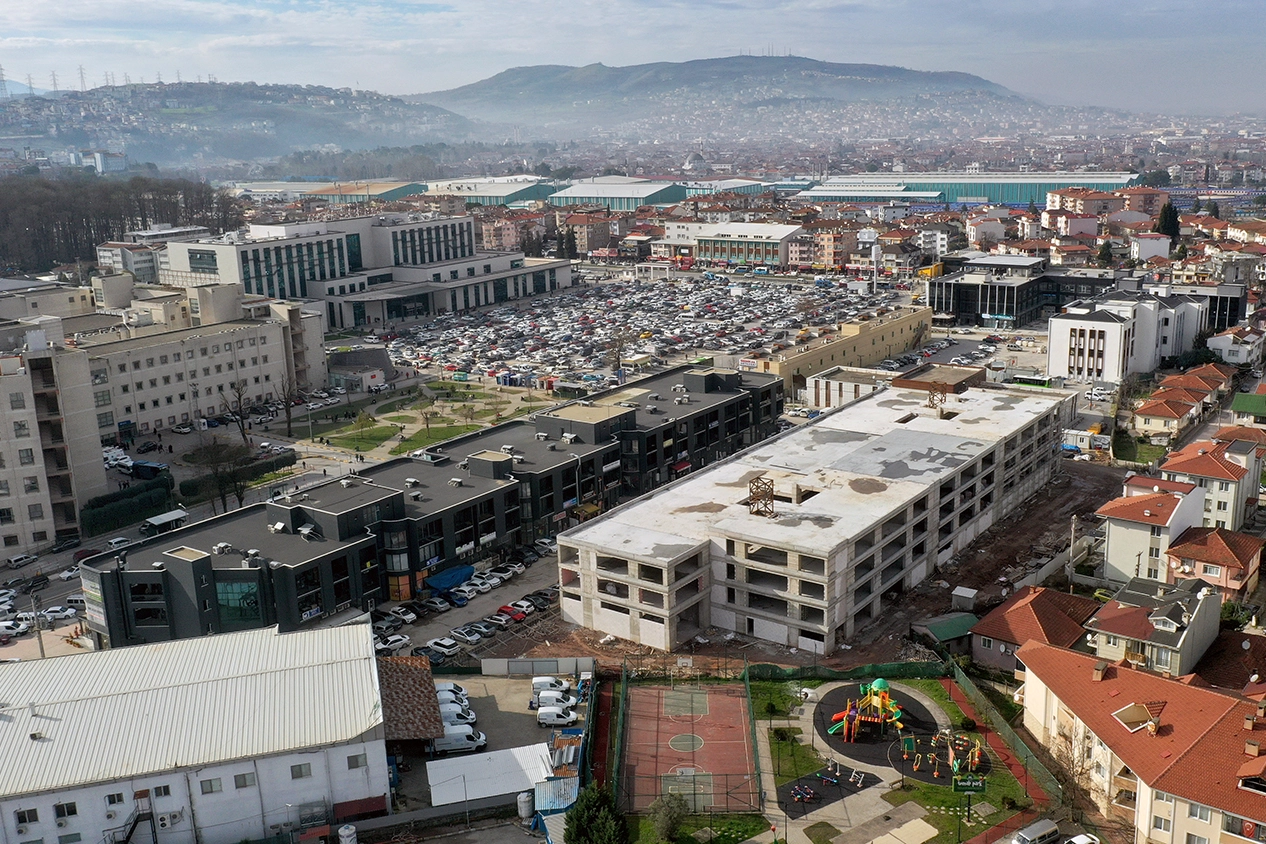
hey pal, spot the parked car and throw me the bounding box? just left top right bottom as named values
left=520, top=549, right=541, bottom=565
left=5, top=554, right=37, bottom=569
left=461, top=578, right=492, bottom=595
left=421, top=597, right=452, bottom=613
left=426, top=637, right=463, bottom=656
left=488, top=565, right=518, bottom=581
left=498, top=604, right=527, bottom=621
left=533, top=538, right=558, bottom=556
left=135, top=440, right=160, bottom=454
left=445, top=592, right=469, bottom=608
left=57, top=565, right=80, bottom=581
left=73, top=548, right=101, bottom=563
left=375, top=634, right=411, bottom=654
left=484, top=613, right=514, bottom=630
left=105, top=537, right=131, bottom=551
left=171, top=424, right=193, bottom=434
left=449, top=626, right=482, bottom=645
left=372, top=619, right=401, bottom=637
left=467, top=620, right=498, bottom=638
left=509, top=599, right=537, bottom=616
left=531, top=587, right=560, bottom=603
left=400, top=600, right=430, bottom=617
left=410, top=645, right=447, bottom=665
left=389, top=606, right=418, bottom=624
left=522, top=593, right=550, bottom=611
left=0, top=620, right=30, bottom=636
left=50, top=536, right=81, bottom=553
left=22, top=575, right=49, bottom=594
left=40, top=606, right=77, bottom=621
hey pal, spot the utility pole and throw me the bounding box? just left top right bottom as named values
left=30, top=594, right=45, bottom=659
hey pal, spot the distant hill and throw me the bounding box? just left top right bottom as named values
left=412, top=55, right=1021, bottom=130
left=0, top=81, right=476, bottom=165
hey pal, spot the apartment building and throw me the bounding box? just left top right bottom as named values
left=0, top=625, right=390, bottom=844
left=1021, top=640, right=1266, bottom=840
left=0, top=278, right=96, bottom=322
left=738, top=305, right=931, bottom=395
left=1208, top=325, right=1266, bottom=368
left=1046, top=188, right=1127, bottom=216
left=0, top=318, right=108, bottom=554
left=1097, top=478, right=1205, bottom=583
left=1047, top=291, right=1207, bottom=383
left=96, top=242, right=161, bottom=285
left=1115, top=186, right=1170, bottom=215
left=694, top=223, right=804, bottom=267
left=1165, top=528, right=1265, bottom=601
left=557, top=383, right=1076, bottom=654
left=1160, top=439, right=1264, bottom=531
left=161, top=215, right=572, bottom=330
left=1085, top=578, right=1221, bottom=675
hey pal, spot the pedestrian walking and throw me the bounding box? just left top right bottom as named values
left=322, top=468, right=327, bottom=476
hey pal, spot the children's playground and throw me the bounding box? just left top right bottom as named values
left=812, top=679, right=992, bottom=784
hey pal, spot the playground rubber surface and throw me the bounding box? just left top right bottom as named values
left=618, top=684, right=759, bottom=813
left=775, top=766, right=878, bottom=816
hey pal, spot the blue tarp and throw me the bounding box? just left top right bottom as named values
left=425, top=564, right=474, bottom=592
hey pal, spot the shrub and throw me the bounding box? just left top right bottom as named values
left=84, top=475, right=173, bottom=510
left=959, top=717, right=977, bottom=732
left=648, top=792, right=690, bottom=843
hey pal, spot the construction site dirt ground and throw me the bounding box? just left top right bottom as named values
left=496, top=461, right=1128, bottom=671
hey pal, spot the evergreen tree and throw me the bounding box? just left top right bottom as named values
left=1097, top=241, right=1114, bottom=267
left=1208, top=201, right=1220, bottom=219
left=649, top=793, right=690, bottom=842
left=1154, top=202, right=1180, bottom=239
left=1190, top=198, right=1202, bottom=215
left=563, top=784, right=602, bottom=844
left=565, top=228, right=579, bottom=259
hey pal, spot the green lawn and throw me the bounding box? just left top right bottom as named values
left=1113, top=433, right=1167, bottom=465
left=804, top=822, right=840, bottom=844
left=976, top=681, right=1023, bottom=724
left=329, top=425, right=400, bottom=451
left=768, top=727, right=822, bottom=785
left=750, top=680, right=821, bottom=719
left=627, top=813, right=768, bottom=844
left=384, top=414, right=416, bottom=424
left=389, top=424, right=481, bottom=454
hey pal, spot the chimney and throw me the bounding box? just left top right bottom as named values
left=1093, top=661, right=1107, bottom=682
left=1246, top=713, right=1256, bottom=731
left=1248, top=739, right=1261, bottom=757
left=1258, top=701, right=1266, bottom=719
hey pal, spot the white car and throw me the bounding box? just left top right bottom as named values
left=464, top=577, right=493, bottom=594
left=375, top=633, right=411, bottom=654
left=105, top=537, right=131, bottom=551
left=427, top=637, right=463, bottom=656
left=533, top=538, right=557, bottom=556
left=484, top=613, right=514, bottom=630
left=449, top=626, right=482, bottom=645
left=40, top=606, right=77, bottom=621
left=451, top=584, right=480, bottom=600
left=509, top=599, right=537, bottom=616
left=389, top=606, right=417, bottom=624
left=331, top=387, right=347, bottom=395
left=0, top=620, right=29, bottom=636
left=58, top=565, right=80, bottom=581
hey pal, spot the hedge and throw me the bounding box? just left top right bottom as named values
left=178, top=451, right=299, bottom=499
left=83, top=475, right=174, bottom=510
left=81, top=488, right=171, bottom=537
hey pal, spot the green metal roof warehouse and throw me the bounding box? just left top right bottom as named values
left=805, top=171, right=1140, bottom=206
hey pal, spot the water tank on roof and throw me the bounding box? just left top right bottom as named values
left=338, top=826, right=357, bottom=844
left=517, top=791, right=534, bottom=821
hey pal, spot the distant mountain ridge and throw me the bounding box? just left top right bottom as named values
left=411, top=55, right=1021, bottom=129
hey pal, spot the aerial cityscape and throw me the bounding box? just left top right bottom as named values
left=4, top=5, right=1266, bottom=844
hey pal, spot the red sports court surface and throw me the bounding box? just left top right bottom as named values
left=619, top=684, right=760, bottom=813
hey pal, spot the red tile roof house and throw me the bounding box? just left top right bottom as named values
left=969, top=586, right=1100, bottom=675
left=1019, top=640, right=1266, bottom=831
left=1165, top=527, right=1265, bottom=601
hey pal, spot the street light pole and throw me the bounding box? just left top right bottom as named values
left=30, top=594, right=45, bottom=659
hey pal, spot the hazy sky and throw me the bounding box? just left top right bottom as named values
left=2, top=0, right=1263, bottom=115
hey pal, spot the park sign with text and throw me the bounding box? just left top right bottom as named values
left=953, top=773, right=987, bottom=794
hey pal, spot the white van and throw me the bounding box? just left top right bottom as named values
left=433, top=724, right=487, bottom=754
left=435, top=681, right=468, bottom=698
left=66, top=594, right=86, bottom=611
left=537, top=706, right=578, bottom=727
left=532, top=676, right=571, bottom=694
left=437, top=690, right=468, bottom=707
left=537, top=690, right=579, bottom=709
left=439, top=703, right=477, bottom=725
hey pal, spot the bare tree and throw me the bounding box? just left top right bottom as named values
left=420, top=403, right=439, bottom=435
left=220, top=379, right=252, bottom=448
left=352, top=411, right=376, bottom=449
left=188, top=436, right=253, bottom=514
left=277, top=370, right=298, bottom=438
left=604, top=328, right=640, bottom=374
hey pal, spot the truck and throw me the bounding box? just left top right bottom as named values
left=139, top=508, right=189, bottom=537
left=129, top=461, right=169, bottom=481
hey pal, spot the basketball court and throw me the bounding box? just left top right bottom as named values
left=618, top=683, right=760, bottom=813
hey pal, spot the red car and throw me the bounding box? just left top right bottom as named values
left=497, top=605, right=527, bottom=622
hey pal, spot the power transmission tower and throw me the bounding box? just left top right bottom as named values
left=155, top=71, right=162, bottom=84
left=0, top=65, right=8, bottom=99
left=176, top=69, right=181, bottom=83
left=103, top=71, right=110, bottom=88
left=123, top=73, right=130, bottom=86
left=78, top=65, right=86, bottom=91
left=26, top=74, right=34, bottom=97
left=49, top=70, right=58, bottom=93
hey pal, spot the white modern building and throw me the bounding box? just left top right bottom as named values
left=1096, top=477, right=1205, bottom=583
left=1047, top=291, right=1208, bottom=383
left=1207, top=325, right=1266, bottom=369
left=161, top=215, right=572, bottom=330
left=0, top=625, right=390, bottom=844
left=558, top=383, right=1076, bottom=654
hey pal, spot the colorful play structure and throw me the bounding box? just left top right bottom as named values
left=827, top=678, right=907, bottom=741
left=904, top=730, right=985, bottom=778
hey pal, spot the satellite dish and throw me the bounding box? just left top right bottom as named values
left=1245, top=640, right=1253, bottom=652
left=1252, top=674, right=1261, bottom=684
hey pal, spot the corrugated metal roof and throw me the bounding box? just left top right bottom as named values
left=542, top=812, right=567, bottom=844
left=426, top=743, right=552, bottom=805
left=534, top=776, right=579, bottom=812
left=0, top=625, right=381, bottom=799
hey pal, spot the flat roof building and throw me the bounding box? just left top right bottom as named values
left=558, top=383, right=1076, bottom=653
left=799, top=172, right=1139, bottom=206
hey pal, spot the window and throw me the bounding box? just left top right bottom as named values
left=1154, top=648, right=1171, bottom=669
left=153, top=786, right=171, bottom=798
left=348, top=753, right=368, bottom=769
left=0, top=481, right=8, bottom=496
left=1217, top=501, right=1228, bottom=511
left=1154, top=816, right=1172, bottom=832
left=0, top=509, right=13, bottom=525
left=1186, top=836, right=1208, bottom=844
left=105, top=794, right=123, bottom=806
left=291, top=763, right=312, bottom=779
left=23, top=477, right=38, bottom=494
left=199, top=778, right=222, bottom=794
left=15, top=808, right=38, bottom=824
left=1155, top=791, right=1172, bottom=803
left=980, top=637, right=993, bottom=650
left=53, top=803, right=76, bottom=819
left=234, top=772, right=256, bottom=789
left=59, top=835, right=82, bottom=844
left=1189, top=804, right=1211, bottom=822
left=13, top=421, right=28, bottom=438
left=17, top=447, right=33, bottom=465
left=9, top=392, right=25, bottom=410
left=1202, top=564, right=1222, bottom=577
left=1105, top=635, right=1120, bottom=647
left=1219, top=481, right=1231, bottom=492
left=1150, top=525, right=1163, bottom=537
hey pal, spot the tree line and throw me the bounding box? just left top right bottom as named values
left=0, top=174, right=242, bottom=273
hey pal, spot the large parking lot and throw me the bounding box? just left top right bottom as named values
left=376, top=277, right=910, bottom=384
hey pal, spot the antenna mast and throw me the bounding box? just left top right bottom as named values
left=78, top=65, right=87, bottom=91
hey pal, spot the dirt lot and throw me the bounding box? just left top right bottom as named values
left=512, top=460, right=1127, bottom=672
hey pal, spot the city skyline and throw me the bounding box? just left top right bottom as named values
left=0, top=0, right=1263, bottom=117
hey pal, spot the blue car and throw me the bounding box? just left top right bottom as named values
left=445, top=592, right=468, bottom=608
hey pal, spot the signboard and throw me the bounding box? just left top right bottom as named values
left=552, top=511, right=568, bottom=523
left=81, top=572, right=106, bottom=631
left=479, top=532, right=497, bottom=546
left=301, top=606, right=323, bottom=622
left=455, top=541, right=475, bottom=555
left=563, top=497, right=579, bottom=509
left=952, top=773, right=987, bottom=794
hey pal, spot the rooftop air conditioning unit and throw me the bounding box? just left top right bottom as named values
left=212, top=542, right=231, bottom=555
left=562, top=433, right=577, bottom=443
left=340, top=479, right=353, bottom=488
left=268, top=522, right=286, bottom=534
left=535, top=432, right=549, bottom=441
left=500, top=445, right=515, bottom=454
left=409, top=491, right=422, bottom=501
left=448, top=478, right=463, bottom=487
left=246, top=549, right=260, bottom=558
left=646, top=406, right=658, bottom=414
left=405, top=478, right=420, bottom=487
left=513, top=455, right=524, bottom=463
left=650, top=393, right=662, bottom=400
left=546, top=443, right=557, bottom=450
left=579, top=400, right=594, bottom=407
left=680, top=395, right=690, bottom=403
